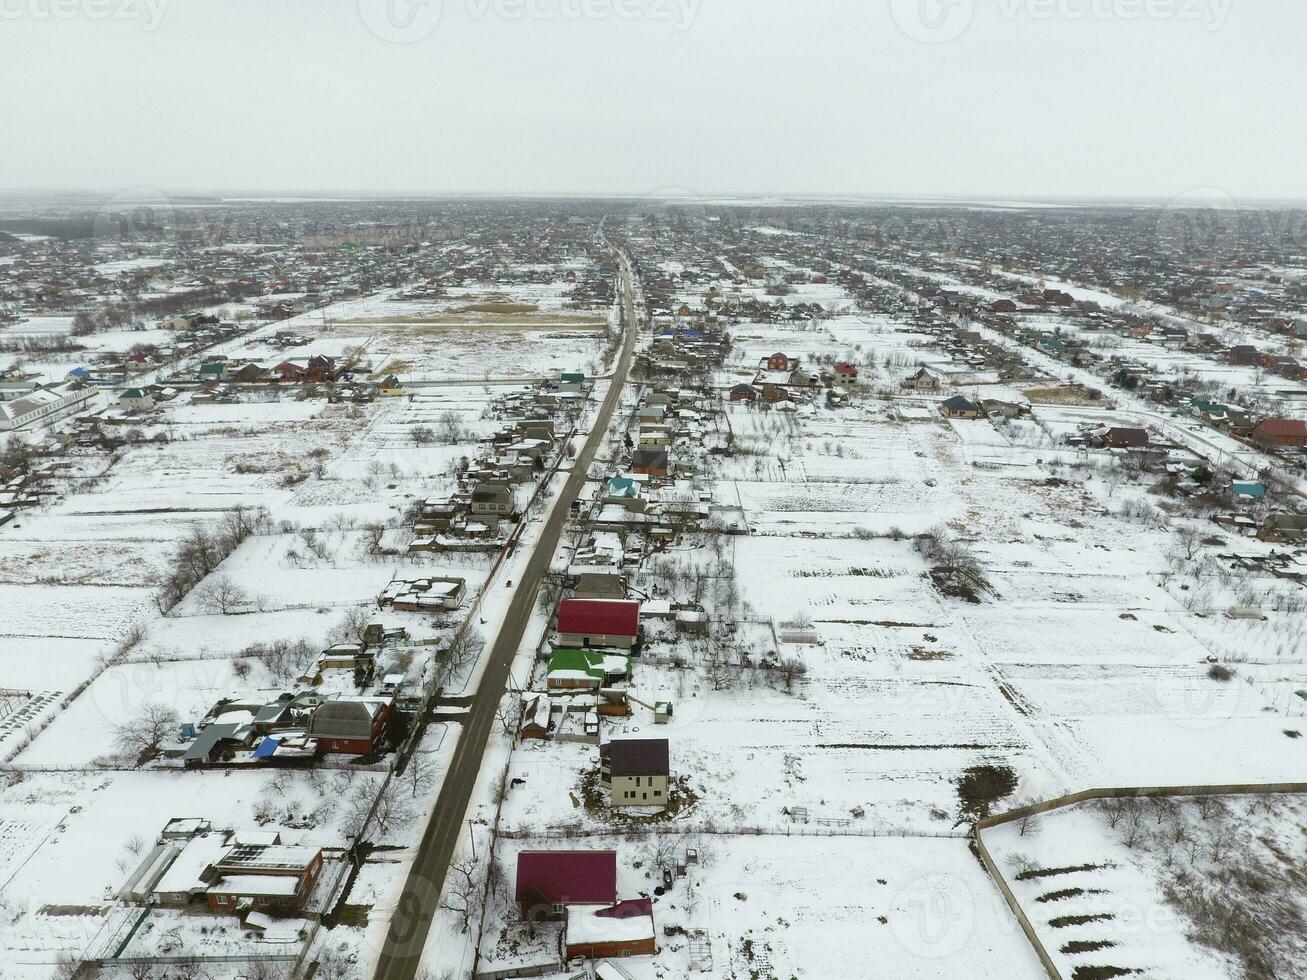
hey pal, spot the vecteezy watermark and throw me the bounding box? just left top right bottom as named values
left=892, top=0, right=1232, bottom=43
left=357, top=0, right=444, bottom=43
left=890, top=0, right=976, bottom=44
left=0, top=0, right=170, bottom=31
left=997, top=0, right=1233, bottom=29
left=92, top=186, right=177, bottom=244
left=359, top=0, right=699, bottom=43
left=1155, top=647, right=1243, bottom=732
left=890, top=873, right=976, bottom=960
left=1155, top=186, right=1242, bottom=257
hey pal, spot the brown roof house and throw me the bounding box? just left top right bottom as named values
left=1099, top=427, right=1150, bottom=450
left=308, top=697, right=392, bottom=756
left=631, top=448, right=670, bottom=479
left=600, top=738, right=670, bottom=808
left=1251, top=418, right=1307, bottom=449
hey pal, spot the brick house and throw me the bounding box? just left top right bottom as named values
left=631, top=448, right=670, bottom=478
left=307, top=697, right=392, bottom=755
left=557, top=599, right=640, bottom=650
left=516, top=850, right=617, bottom=920
left=206, top=844, right=324, bottom=914
left=1251, top=418, right=1307, bottom=449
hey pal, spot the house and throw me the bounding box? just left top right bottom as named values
left=764, top=352, right=796, bottom=372
left=604, top=477, right=644, bottom=512
left=939, top=396, right=982, bottom=420
left=1251, top=418, right=1307, bottom=449
left=547, top=649, right=630, bottom=690
left=980, top=399, right=1028, bottom=420
left=520, top=694, right=553, bottom=739
left=601, top=738, right=670, bottom=808
left=1261, top=513, right=1307, bottom=542
left=226, top=362, right=270, bottom=384
left=206, top=844, right=324, bottom=914
left=991, top=299, right=1018, bottom=313
left=1231, top=481, right=1266, bottom=501
left=1229, top=345, right=1262, bottom=366
left=181, top=721, right=247, bottom=767
left=565, top=898, right=657, bottom=961
left=557, top=599, right=640, bottom=650
left=273, top=361, right=307, bottom=383
left=631, top=448, right=670, bottom=478
left=307, top=697, right=392, bottom=755
left=516, top=850, right=617, bottom=920
left=728, top=384, right=758, bottom=403
left=832, top=362, right=860, bottom=383
left=384, top=577, right=467, bottom=612
left=379, top=376, right=405, bottom=397
left=1101, top=427, right=1150, bottom=449
left=470, top=482, right=515, bottom=520
left=900, top=368, right=941, bottom=391
left=117, top=388, right=155, bottom=413
left=153, top=832, right=236, bottom=905
left=574, top=571, right=628, bottom=600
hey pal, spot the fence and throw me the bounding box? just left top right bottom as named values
left=473, top=963, right=564, bottom=980
left=495, top=823, right=966, bottom=841
left=973, top=781, right=1307, bottom=980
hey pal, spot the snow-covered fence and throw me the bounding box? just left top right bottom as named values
left=474, top=963, right=565, bottom=980
left=974, top=781, right=1307, bottom=980
left=496, top=823, right=966, bottom=841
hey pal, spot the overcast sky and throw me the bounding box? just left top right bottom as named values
left=1, top=0, right=1303, bottom=201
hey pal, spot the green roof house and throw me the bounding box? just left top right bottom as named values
left=547, top=649, right=629, bottom=691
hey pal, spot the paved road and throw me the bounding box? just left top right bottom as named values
left=371, top=244, right=638, bottom=980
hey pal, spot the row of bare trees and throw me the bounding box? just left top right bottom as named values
left=156, top=505, right=272, bottom=612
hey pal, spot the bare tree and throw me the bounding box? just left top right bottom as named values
left=194, top=574, right=250, bottom=614
left=443, top=858, right=484, bottom=933
left=363, top=521, right=387, bottom=556
left=114, top=701, right=180, bottom=759
left=435, top=628, right=485, bottom=686
left=776, top=656, right=808, bottom=694
left=436, top=410, right=466, bottom=445
left=1176, top=524, right=1203, bottom=561
left=407, top=752, right=438, bottom=799
left=336, top=605, right=373, bottom=647
left=705, top=658, right=735, bottom=692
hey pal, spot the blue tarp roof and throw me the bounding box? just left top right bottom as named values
left=253, top=736, right=281, bottom=759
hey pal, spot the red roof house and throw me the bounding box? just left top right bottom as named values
left=516, top=850, right=617, bottom=919
left=1252, top=418, right=1307, bottom=448
left=557, top=599, right=640, bottom=650
left=833, top=362, right=859, bottom=381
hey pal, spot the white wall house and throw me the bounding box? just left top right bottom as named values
left=0, top=383, right=100, bottom=432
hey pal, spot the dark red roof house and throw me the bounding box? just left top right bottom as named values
left=1252, top=418, right=1307, bottom=448
left=1101, top=427, right=1149, bottom=450
left=558, top=599, right=640, bottom=650
left=516, top=850, right=617, bottom=920
left=833, top=362, right=859, bottom=381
